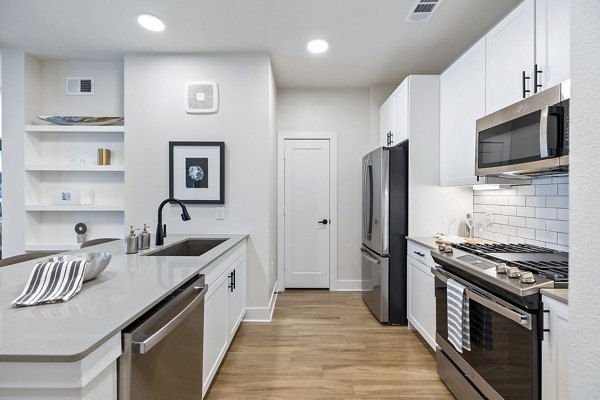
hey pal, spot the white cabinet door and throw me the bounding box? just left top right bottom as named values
left=486, top=0, right=535, bottom=113
left=535, top=0, right=570, bottom=90
left=227, top=256, right=246, bottom=339
left=380, top=96, right=394, bottom=147
left=392, top=80, right=409, bottom=145
left=440, top=37, right=486, bottom=187
left=407, top=255, right=436, bottom=350
left=203, top=271, right=229, bottom=396
left=542, top=295, right=569, bottom=400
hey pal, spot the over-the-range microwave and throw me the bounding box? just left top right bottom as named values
left=476, top=80, right=570, bottom=178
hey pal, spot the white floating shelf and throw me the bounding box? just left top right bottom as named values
left=25, top=204, right=125, bottom=212
left=25, top=125, right=125, bottom=133
left=25, top=243, right=81, bottom=252
left=25, top=164, right=125, bottom=172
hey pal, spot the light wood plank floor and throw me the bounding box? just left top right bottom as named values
left=205, top=290, right=454, bottom=399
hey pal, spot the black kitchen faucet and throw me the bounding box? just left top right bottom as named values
left=156, top=198, right=191, bottom=245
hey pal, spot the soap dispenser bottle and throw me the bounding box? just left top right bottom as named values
left=138, top=224, right=151, bottom=250
left=126, top=226, right=140, bottom=254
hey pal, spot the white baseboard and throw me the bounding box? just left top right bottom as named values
left=334, top=279, right=364, bottom=291
left=243, top=281, right=278, bottom=322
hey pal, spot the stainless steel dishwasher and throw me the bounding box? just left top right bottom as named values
left=119, top=274, right=208, bottom=400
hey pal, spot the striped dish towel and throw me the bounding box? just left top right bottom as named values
left=12, top=260, right=87, bottom=307
left=447, top=278, right=471, bottom=353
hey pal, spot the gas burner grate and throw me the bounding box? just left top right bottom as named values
left=511, top=260, right=569, bottom=282
left=452, top=242, right=554, bottom=254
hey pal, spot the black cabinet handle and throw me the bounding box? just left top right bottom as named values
left=534, top=64, right=543, bottom=93
left=233, top=269, right=236, bottom=290
left=318, top=219, right=329, bottom=225
left=228, top=271, right=235, bottom=292
left=414, top=251, right=425, bottom=257
left=522, top=71, right=531, bottom=98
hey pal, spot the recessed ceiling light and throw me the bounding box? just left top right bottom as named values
left=137, top=13, right=165, bottom=32
left=307, top=39, right=329, bottom=54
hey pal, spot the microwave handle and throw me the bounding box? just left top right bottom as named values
left=539, top=106, right=549, bottom=158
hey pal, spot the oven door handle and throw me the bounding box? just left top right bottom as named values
left=466, top=290, right=532, bottom=330
left=432, top=268, right=532, bottom=330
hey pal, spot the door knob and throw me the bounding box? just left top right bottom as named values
left=318, top=219, right=329, bottom=225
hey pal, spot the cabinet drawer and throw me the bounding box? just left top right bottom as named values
left=407, top=240, right=436, bottom=269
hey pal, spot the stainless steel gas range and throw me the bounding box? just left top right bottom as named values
left=431, top=242, right=569, bottom=400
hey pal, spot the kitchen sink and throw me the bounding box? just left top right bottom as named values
left=144, top=238, right=227, bottom=257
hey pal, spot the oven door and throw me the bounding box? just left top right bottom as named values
left=432, top=268, right=540, bottom=400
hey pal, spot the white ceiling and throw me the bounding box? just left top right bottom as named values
left=0, top=0, right=520, bottom=88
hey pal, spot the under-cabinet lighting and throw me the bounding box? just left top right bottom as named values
left=137, top=13, right=165, bottom=32
left=472, top=184, right=511, bottom=191
left=307, top=39, right=329, bottom=54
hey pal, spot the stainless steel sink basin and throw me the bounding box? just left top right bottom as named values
left=144, top=238, right=227, bottom=257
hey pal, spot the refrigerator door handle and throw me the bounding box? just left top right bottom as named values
left=362, top=161, right=367, bottom=241
left=367, top=163, right=373, bottom=239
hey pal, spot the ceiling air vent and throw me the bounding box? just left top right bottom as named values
left=406, top=0, right=443, bottom=22
left=66, top=77, right=94, bottom=96
left=185, top=81, right=219, bottom=114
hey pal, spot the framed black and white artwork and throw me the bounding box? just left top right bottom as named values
left=169, top=141, right=225, bottom=204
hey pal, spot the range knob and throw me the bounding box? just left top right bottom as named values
left=444, top=244, right=453, bottom=254
left=495, top=263, right=509, bottom=274
left=520, top=271, right=536, bottom=284
left=507, top=267, right=521, bottom=278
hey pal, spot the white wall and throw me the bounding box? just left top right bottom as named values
left=570, top=0, right=600, bottom=397
left=123, top=53, right=276, bottom=310
left=277, top=88, right=371, bottom=284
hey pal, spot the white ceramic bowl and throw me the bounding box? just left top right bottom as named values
left=46, top=252, right=112, bottom=281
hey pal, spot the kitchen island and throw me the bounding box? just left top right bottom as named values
left=0, top=233, right=247, bottom=399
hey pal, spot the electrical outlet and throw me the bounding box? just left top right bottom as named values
left=216, top=207, right=225, bottom=220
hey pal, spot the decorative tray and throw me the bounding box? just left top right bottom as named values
left=37, top=116, right=124, bottom=126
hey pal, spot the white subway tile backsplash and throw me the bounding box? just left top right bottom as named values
left=494, top=233, right=509, bottom=243
left=517, top=227, right=536, bottom=240
left=546, top=196, right=569, bottom=208
left=536, top=208, right=558, bottom=219
left=536, top=230, right=558, bottom=243
left=502, top=225, right=517, bottom=236
left=558, top=184, right=569, bottom=196
left=546, top=243, right=569, bottom=252
left=536, top=184, right=557, bottom=196
left=526, top=218, right=546, bottom=230
left=473, top=178, right=568, bottom=248
left=517, top=185, right=536, bottom=196
left=509, top=216, right=526, bottom=227
left=526, top=196, right=546, bottom=207
left=526, top=239, right=546, bottom=247
left=517, top=207, right=536, bottom=217
left=508, top=196, right=526, bottom=206
left=546, top=220, right=569, bottom=233
left=501, top=206, right=517, bottom=216
left=558, top=233, right=569, bottom=246
left=533, top=177, right=553, bottom=184
left=557, top=209, right=569, bottom=221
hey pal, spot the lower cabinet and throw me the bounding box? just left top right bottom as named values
left=202, top=241, right=247, bottom=397
left=407, top=241, right=436, bottom=350
left=541, top=295, right=569, bottom=400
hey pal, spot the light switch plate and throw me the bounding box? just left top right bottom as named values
left=216, top=207, right=225, bottom=220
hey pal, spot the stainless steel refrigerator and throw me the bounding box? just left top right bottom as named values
left=361, top=141, right=408, bottom=324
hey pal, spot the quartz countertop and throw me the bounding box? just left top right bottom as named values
left=406, top=236, right=439, bottom=250
left=0, top=234, right=247, bottom=362
left=540, top=288, right=569, bottom=305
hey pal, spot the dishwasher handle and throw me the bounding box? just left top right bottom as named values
left=132, top=283, right=209, bottom=354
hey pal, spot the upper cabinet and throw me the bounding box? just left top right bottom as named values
left=536, top=0, right=571, bottom=89
left=441, top=0, right=570, bottom=186
left=486, top=0, right=570, bottom=114
left=485, top=0, right=535, bottom=114
left=379, top=80, right=408, bottom=147
left=440, top=38, right=486, bottom=187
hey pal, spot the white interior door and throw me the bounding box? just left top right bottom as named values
left=284, top=139, right=330, bottom=288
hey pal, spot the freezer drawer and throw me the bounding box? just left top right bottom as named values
left=361, top=246, right=389, bottom=323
